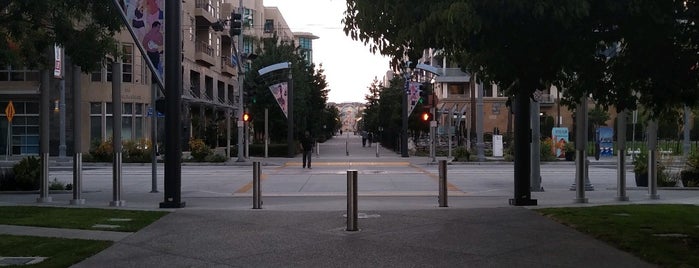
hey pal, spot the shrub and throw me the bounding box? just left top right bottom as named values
left=89, top=138, right=113, bottom=162
left=453, top=147, right=470, bottom=162
left=49, top=178, right=65, bottom=190
left=123, top=138, right=152, bottom=163
left=13, top=156, right=40, bottom=190
left=204, top=153, right=228, bottom=162
left=680, top=153, right=699, bottom=186
left=540, top=138, right=556, bottom=161
left=189, top=138, right=211, bottom=162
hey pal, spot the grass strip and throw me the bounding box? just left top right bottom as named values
left=537, top=204, right=699, bottom=267
left=0, top=206, right=168, bottom=232
left=0, top=234, right=112, bottom=267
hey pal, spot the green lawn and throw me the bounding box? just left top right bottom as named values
left=538, top=204, right=699, bottom=267
left=0, top=206, right=168, bottom=232
left=0, top=206, right=168, bottom=267
left=0, top=234, right=112, bottom=268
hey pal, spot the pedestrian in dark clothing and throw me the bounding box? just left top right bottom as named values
left=301, top=131, right=314, bottom=169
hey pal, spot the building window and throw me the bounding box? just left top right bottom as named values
left=243, top=8, right=253, bottom=28
left=243, top=37, right=253, bottom=55
left=122, top=44, right=133, bottom=83
left=122, top=103, right=133, bottom=141
left=216, top=36, right=220, bottom=57
left=90, top=102, right=104, bottom=144
left=264, top=19, right=274, bottom=33
left=189, top=16, right=195, bottom=41
left=0, top=66, right=39, bottom=81
left=483, top=83, right=493, bottom=97
left=299, top=37, right=312, bottom=50
left=1, top=101, right=39, bottom=155
left=91, top=66, right=102, bottom=82
left=447, top=83, right=467, bottom=95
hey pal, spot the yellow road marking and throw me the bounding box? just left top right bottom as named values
left=233, top=163, right=286, bottom=194
left=284, top=162, right=410, bottom=167
left=409, top=164, right=462, bottom=192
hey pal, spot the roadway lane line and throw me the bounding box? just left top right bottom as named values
left=409, top=163, right=462, bottom=192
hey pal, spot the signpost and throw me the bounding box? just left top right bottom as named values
left=5, top=101, right=14, bottom=160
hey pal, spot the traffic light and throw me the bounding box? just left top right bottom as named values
left=242, top=112, right=251, bottom=122
left=421, top=111, right=432, bottom=122
left=230, top=13, right=242, bottom=36
left=244, top=88, right=257, bottom=105
left=419, top=85, right=427, bottom=104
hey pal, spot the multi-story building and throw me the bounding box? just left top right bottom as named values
left=0, top=0, right=316, bottom=157
left=382, top=49, right=579, bottom=147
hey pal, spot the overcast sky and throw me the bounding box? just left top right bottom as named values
left=262, top=0, right=392, bottom=103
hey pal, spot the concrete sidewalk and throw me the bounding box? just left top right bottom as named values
left=0, top=134, right=675, bottom=267
left=71, top=207, right=652, bottom=268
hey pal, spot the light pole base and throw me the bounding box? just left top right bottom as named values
left=109, top=200, right=126, bottom=207
left=36, top=197, right=52, bottom=203
left=508, top=198, right=537, bottom=206
left=649, top=194, right=660, bottom=200
left=70, top=199, right=85, bottom=205
left=615, top=196, right=630, bottom=201
left=573, top=198, right=588, bottom=204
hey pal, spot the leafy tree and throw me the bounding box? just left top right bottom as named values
left=343, top=0, right=698, bottom=205
left=0, top=0, right=123, bottom=71
left=245, top=35, right=330, bottom=144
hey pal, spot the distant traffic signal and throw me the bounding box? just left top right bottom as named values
left=230, top=13, right=242, bottom=36
left=242, top=112, right=251, bottom=122
left=421, top=111, right=432, bottom=122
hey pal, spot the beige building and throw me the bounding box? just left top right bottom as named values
left=0, top=0, right=316, bottom=156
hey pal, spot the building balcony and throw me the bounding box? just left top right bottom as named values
left=538, top=93, right=556, bottom=106
left=195, top=0, right=216, bottom=24
left=221, top=56, right=236, bottom=76
left=195, top=41, right=215, bottom=66
left=434, top=68, right=471, bottom=83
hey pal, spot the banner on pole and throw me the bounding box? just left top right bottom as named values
left=269, top=82, right=288, bottom=118
left=408, top=81, right=421, bottom=115
left=551, top=127, right=569, bottom=158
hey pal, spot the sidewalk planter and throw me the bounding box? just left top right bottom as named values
left=635, top=172, right=648, bottom=187
left=565, top=151, right=575, bottom=161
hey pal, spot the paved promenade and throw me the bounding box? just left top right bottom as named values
left=2, top=133, right=694, bottom=267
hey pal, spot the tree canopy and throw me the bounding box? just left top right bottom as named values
left=244, top=36, right=335, bottom=143
left=343, top=0, right=698, bottom=116
left=0, top=0, right=123, bottom=71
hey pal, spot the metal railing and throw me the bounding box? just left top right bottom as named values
left=195, top=41, right=214, bottom=58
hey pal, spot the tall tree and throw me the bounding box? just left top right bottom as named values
left=245, top=35, right=330, bottom=144
left=344, top=0, right=698, bottom=205
left=0, top=0, right=123, bottom=71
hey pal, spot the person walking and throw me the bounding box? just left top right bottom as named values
left=301, top=131, right=314, bottom=169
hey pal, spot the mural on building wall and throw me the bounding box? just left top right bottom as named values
left=119, top=0, right=165, bottom=80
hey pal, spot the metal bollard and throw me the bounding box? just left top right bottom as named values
left=253, top=161, right=262, bottom=209
left=346, top=170, right=358, bottom=231
left=438, top=160, right=448, bottom=207
left=376, top=142, right=379, bottom=157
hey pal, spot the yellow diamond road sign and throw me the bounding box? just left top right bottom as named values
left=5, top=101, right=15, bottom=123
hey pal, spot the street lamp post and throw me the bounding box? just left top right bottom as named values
left=401, top=66, right=410, bottom=157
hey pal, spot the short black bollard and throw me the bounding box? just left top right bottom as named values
left=438, top=160, right=448, bottom=207
left=253, top=161, right=262, bottom=209
left=346, top=170, right=358, bottom=231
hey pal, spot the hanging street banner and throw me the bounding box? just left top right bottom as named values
left=408, top=81, right=421, bottom=115
left=116, top=0, right=165, bottom=84
left=53, top=44, right=63, bottom=79
left=551, top=127, right=569, bottom=158
left=269, top=82, right=289, bottom=118
left=597, top=127, right=614, bottom=157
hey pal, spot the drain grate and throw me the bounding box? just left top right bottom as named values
left=0, top=257, right=47, bottom=266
